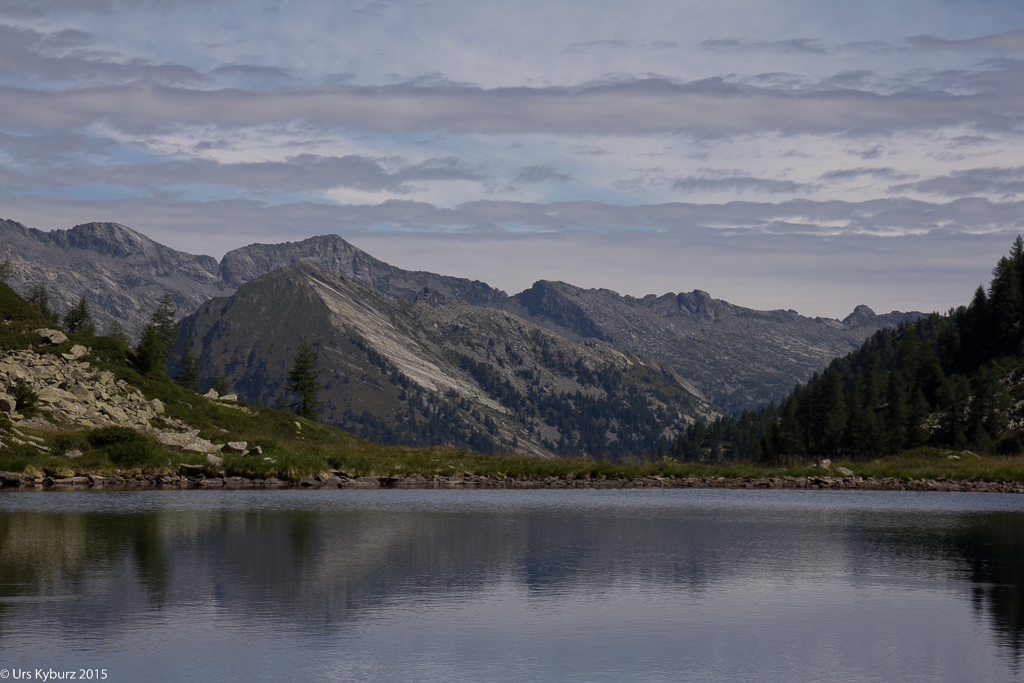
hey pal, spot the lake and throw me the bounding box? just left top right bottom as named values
left=1, top=488, right=1023, bottom=682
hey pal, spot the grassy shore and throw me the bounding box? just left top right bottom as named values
left=5, top=334, right=1024, bottom=485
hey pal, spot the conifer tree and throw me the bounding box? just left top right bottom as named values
left=210, top=366, right=230, bottom=395
left=150, top=293, right=178, bottom=351
left=174, top=342, right=200, bottom=391
left=26, top=283, right=60, bottom=325
left=132, top=324, right=165, bottom=374
left=105, top=319, right=129, bottom=344
left=62, top=295, right=96, bottom=336
left=287, top=337, right=324, bottom=420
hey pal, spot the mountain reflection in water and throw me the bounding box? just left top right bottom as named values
left=1, top=489, right=1023, bottom=682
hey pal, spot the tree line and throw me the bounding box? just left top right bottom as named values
left=670, top=236, right=1024, bottom=464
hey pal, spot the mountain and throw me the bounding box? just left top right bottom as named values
left=0, top=217, right=922, bottom=413
left=179, top=263, right=722, bottom=458
left=220, top=234, right=506, bottom=305
left=498, top=281, right=922, bottom=413
left=0, top=219, right=228, bottom=337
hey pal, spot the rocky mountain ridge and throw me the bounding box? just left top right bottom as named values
left=2, top=217, right=922, bottom=412
left=181, top=263, right=722, bottom=458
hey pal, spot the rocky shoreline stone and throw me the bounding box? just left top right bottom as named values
left=0, top=471, right=1021, bottom=493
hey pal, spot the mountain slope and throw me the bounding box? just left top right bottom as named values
left=500, top=280, right=922, bottom=412
left=220, top=234, right=506, bottom=306
left=180, top=263, right=722, bottom=458
left=0, top=219, right=228, bottom=337
left=1, top=216, right=922, bottom=412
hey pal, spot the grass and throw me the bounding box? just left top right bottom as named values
left=6, top=330, right=1024, bottom=484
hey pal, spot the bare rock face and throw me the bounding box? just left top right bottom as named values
left=0, top=347, right=164, bottom=431
left=181, top=263, right=723, bottom=459
left=2, top=219, right=227, bottom=339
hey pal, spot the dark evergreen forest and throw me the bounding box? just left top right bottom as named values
left=670, top=236, right=1024, bottom=464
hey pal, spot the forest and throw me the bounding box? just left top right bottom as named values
left=670, top=236, right=1024, bottom=464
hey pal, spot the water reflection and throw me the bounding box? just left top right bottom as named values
left=0, top=489, right=1023, bottom=681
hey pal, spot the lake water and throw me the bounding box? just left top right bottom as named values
left=1, top=489, right=1024, bottom=682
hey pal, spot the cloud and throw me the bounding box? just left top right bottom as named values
left=894, top=167, right=1024, bottom=198
left=6, top=153, right=490, bottom=194
left=700, top=38, right=828, bottom=54
left=820, top=167, right=907, bottom=182
left=208, top=64, right=293, bottom=83
left=0, top=23, right=207, bottom=85
left=1, top=74, right=1020, bottom=138
left=907, top=29, right=1024, bottom=52
left=670, top=175, right=809, bottom=194
left=515, top=164, right=570, bottom=183
left=560, top=40, right=630, bottom=54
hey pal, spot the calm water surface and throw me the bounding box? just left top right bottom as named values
left=1, top=488, right=1023, bottom=682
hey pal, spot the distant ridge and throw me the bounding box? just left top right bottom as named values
left=0, top=217, right=924, bottom=411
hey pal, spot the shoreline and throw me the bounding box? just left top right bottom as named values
left=3, top=471, right=1023, bottom=493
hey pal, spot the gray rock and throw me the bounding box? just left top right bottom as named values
left=204, top=389, right=219, bottom=399
left=221, top=393, right=238, bottom=401
left=206, top=453, right=224, bottom=466
left=157, top=432, right=192, bottom=450
left=222, top=441, right=248, bottom=454
left=183, top=438, right=221, bottom=454
left=64, top=449, right=83, bottom=458
left=0, top=392, right=15, bottom=413
left=33, top=328, right=68, bottom=345
left=62, top=345, right=88, bottom=360
left=150, top=398, right=164, bottom=414
left=836, top=466, right=854, bottom=477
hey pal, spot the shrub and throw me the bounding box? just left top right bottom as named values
left=86, top=426, right=157, bottom=466
left=86, top=426, right=140, bottom=448
left=12, top=379, right=38, bottom=416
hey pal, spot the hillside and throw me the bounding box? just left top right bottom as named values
left=180, top=263, right=721, bottom=458
left=500, top=280, right=920, bottom=412
left=672, top=236, right=1024, bottom=464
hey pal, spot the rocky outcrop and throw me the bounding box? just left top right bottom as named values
left=0, top=348, right=164, bottom=430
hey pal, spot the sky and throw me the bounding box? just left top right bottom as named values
left=3, top=0, right=1024, bottom=317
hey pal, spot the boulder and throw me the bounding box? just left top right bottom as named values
left=183, top=438, right=221, bottom=455
left=157, top=432, right=193, bottom=450
left=0, top=392, right=15, bottom=413
left=179, top=463, right=205, bottom=475
left=836, top=466, right=854, bottom=477
left=204, top=389, right=219, bottom=399
left=33, top=329, right=68, bottom=345
left=62, top=345, right=88, bottom=361
left=221, top=393, right=238, bottom=401
left=222, top=441, right=248, bottom=454
left=206, top=453, right=224, bottom=467
left=37, top=386, right=75, bottom=404
left=150, top=398, right=165, bottom=414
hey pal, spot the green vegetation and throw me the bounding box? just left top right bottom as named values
left=672, top=236, right=1024, bottom=465
left=62, top=295, right=96, bottom=336
left=286, top=336, right=324, bottom=420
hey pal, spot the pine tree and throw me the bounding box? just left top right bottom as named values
left=287, top=337, right=324, bottom=420
left=0, top=256, right=12, bottom=283
left=132, top=324, right=165, bottom=375
left=210, top=366, right=230, bottom=395
left=62, top=295, right=96, bottom=336
left=150, top=293, right=178, bottom=351
left=105, top=319, right=129, bottom=344
left=174, top=343, right=200, bottom=391
left=26, top=283, right=60, bottom=325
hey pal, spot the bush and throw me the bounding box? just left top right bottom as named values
left=12, top=379, right=38, bottom=416
left=86, top=426, right=157, bottom=466
left=53, top=432, right=84, bottom=455
left=86, top=426, right=140, bottom=448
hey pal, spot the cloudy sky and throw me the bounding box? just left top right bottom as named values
left=3, top=0, right=1024, bottom=317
